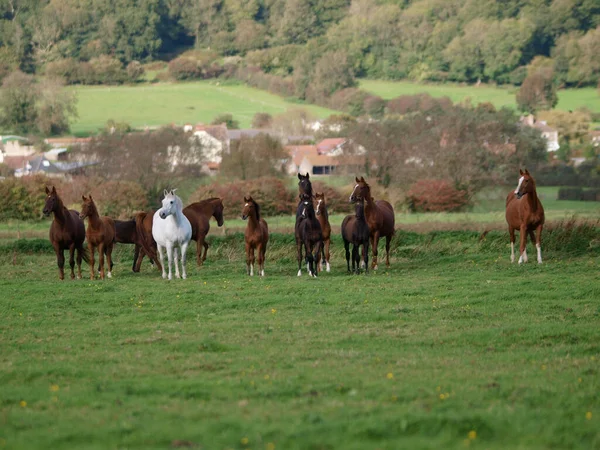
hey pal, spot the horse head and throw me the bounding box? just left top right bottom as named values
left=514, top=169, right=536, bottom=199
left=298, top=172, right=312, bottom=198
left=79, top=195, right=96, bottom=220
left=242, top=196, right=259, bottom=221
left=314, top=192, right=325, bottom=216
left=350, top=176, right=369, bottom=203
left=43, top=186, right=59, bottom=217
left=158, top=190, right=181, bottom=219
left=213, top=198, right=225, bottom=226
left=300, top=193, right=313, bottom=219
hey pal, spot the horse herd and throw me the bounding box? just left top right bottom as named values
left=42, top=169, right=545, bottom=281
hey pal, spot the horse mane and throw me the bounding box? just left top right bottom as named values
left=254, top=201, right=261, bottom=221
left=197, top=197, right=221, bottom=205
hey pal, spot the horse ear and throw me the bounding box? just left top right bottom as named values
left=89, top=194, right=93, bottom=200
left=297, top=173, right=302, bottom=180
left=164, top=189, right=168, bottom=197
left=244, top=196, right=248, bottom=202
left=51, top=186, right=56, bottom=193
left=360, top=176, right=365, bottom=182
left=81, top=195, right=86, bottom=201
left=524, top=169, right=530, bottom=175
left=519, top=169, right=524, bottom=175
left=45, top=186, right=50, bottom=194
left=355, top=176, right=360, bottom=183
left=305, top=172, right=310, bottom=179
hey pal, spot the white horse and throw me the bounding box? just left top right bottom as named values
left=152, top=190, right=192, bottom=280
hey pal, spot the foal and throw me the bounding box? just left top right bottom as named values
left=80, top=195, right=116, bottom=280
left=505, top=169, right=545, bottom=264
left=341, top=196, right=370, bottom=274
left=296, top=193, right=323, bottom=277
left=314, top=192, right=331, bottom=272
left=242, top=196, right=269, bottom=276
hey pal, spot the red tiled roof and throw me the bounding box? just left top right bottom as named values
left=286, top=145, right=318, bottom=167
left=316, top=138, right=346, bottom=154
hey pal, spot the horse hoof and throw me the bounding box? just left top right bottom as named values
left=107, top=272, right=112, bottom=279
left=261, top=270, right=265, bottom=277
left=182, top=274, right=187, bottom=279
left=162, top=273, right=167, bottom=279
left=326, top=263, right=331, bottom=272
left=297, top=270, right=302, bottom=277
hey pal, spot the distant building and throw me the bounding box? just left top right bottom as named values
left=520, top=115, right=560, bottom=152
left=285, top=138, right=365, bottom=176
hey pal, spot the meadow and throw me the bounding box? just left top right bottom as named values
left=359, top=80, right=600, bottom=114
left=69, top=82, right=338, bottom=135
left=1, top=185, right=599, bottom=449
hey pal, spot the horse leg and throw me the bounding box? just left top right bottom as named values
left=134, top=247, right=144, bottom=272
left=518, top=225, right=528, bottom=264
left=76, top=245, right=83, bottom=279
left=535, top=224, right=543, bottom=264
left=385, top=234, right=392, bottom=267
left=195, top=238, right=203, bottom=266
left=305, top=245, right=314, bottom=277
left=157, top=245, right=167, bottom=279
left=352, top=244, right=359, bottom=274
left=180, top=241, right=189, bottom=279
left=325, top=238, right=331, bottom=272
left=296, top=237, right=303, bottom=277
left=202, top=241, right=209, bottom=264
left=371, top=231, right=380, bottom=270
left=166, top=244, right=174, bottom=280
left=314, top=241, right=322, bottom=276
left=55, top=244, right=65, bottom=280
left=364, top=240, right=370, bottom=274
left=509, top=226, right=516, bottom=263
left=344, top=240, right=351, bottom=273
left=132, top=244, right=140, bottom=272
left=173, top=247, right=180, bottom=279
left=89, top=246, right=96, bottom=280
left=98, top=243, right=106, bottom=280
left=106, top=244, right=113, bottom=279
left=250, top=245, right=256, bottom=277
left=68, top=244, right=76, bottom=279
left=258, top=243, right=266, bottom=277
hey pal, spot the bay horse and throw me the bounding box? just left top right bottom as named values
left=341, top=196, right=370, bottom=274
left=183, top=197, right=225, bottom=266
left=241, top=196, right=269, bottom=276
left=43, top=186, right=88, bottom=280
left=314, top=192, right=331, bottom=272
left=80, top=195, right=116, bottom=280
left=296, top=193, right=323, bottom=277
left=152, top=190, right=192, bottom=280
left=505, top=169, right=545, bottom=264
left=295, top=172, right=316, bottom=276
left=349, top=176, right=395, bottom=270
left=113, top=216, right=161, bottom=273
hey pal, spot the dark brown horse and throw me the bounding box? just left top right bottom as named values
left=349, top=176, right=395, bottom=269
left=505, top=169, right=545, bottom=264
left=341, top=196, right=370, bottom=274
left=295, top=173, right=321, bottom=276
left=113, top=216, right=161, bottom=272
left=80, top=195, right=116, bottom=280
left=183, top=198, right=225, bottom=266
left=296, top=193, right=323, bottom=277
left=43, top=186, right=88, bottom=280
left=314, top=192, right=331, bottom=272
left=242, top=196, right=269, bottom=276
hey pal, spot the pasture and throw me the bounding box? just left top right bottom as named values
left=359, top=80, right=600, bottom=114
left=1, top=227, right=599, bottom=449
left=69, top=82, right=338, bottom=135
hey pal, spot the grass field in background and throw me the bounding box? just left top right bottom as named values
left=69, top=81, right=338, bottom=135
left=1, top=227, right=599, bottom=449
left=359, top=80, right=600, bottom=114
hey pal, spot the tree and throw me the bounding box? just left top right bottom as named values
left=0, top=70, right=37, bottom=134
left=309, top=50, right=355, bottom=100
left=220, top=134, right=287, bottom=180
left=211, top=113, right=239, bottom=129
left=35, top=77, right=78, bottom=135
left=516, top=69, right=558, bottom=114
left=252, top=112, right=273, bottom=129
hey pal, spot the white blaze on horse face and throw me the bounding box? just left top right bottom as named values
left=350, top=184, right=359, bottom=202
left=514, top=176, right=524, bottom=194
left=316, top=199, right=322, bottom=215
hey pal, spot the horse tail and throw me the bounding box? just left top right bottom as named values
left=80, top=245, right=90, bottom=264
left=135, top=212, right=158, bottom=263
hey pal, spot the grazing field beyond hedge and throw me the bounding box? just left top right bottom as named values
left=1, top=226, right=599, bottom=449
left=69, top=82, right=338, bottom=134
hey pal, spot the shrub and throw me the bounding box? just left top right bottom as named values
left=168, top=57, right=201, bottom=80
left=44, top=58, right=82, bottom=84
left=126, top=61, right=145, bottom=82
left=557, top=187, right=583, bottom=201
left=327, top=88, right=369, bottom=116
left=89, top=180, right=149, bottom=219
left=88, top=56, right=127, bottom=85
left=582, top=189, right=600, bottom=202
left=406, top=179, right=468, bottom=212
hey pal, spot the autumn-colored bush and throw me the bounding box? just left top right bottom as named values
left=190, top=177, right=296, bottom=219
left=168, top=57, right=202, bottom=80
left=406, top=179, right=468, bottom=212
left=310, top=181, right=353, bottom=216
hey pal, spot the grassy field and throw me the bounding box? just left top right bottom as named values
left=69, top=81, right=338, bottom=135
left=359, top=80, right=600, bottom=114
left=1, top=225, right=599, bottom=449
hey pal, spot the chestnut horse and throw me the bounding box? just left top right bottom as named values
left=183, top=197, right=225, bottom=266
left=242, top=196, right=269, bottom=276
left=341, top=195, right=370, bottom=274
left=349, top=176, right=395, bottom=269
left=80, top=195, right=116, bottom=280
left=43, top=186, right=88, bottom=280
left=505, top=169, right=545, bottom=264
left=296, top=193, right=323, bottom=277
left=314, top=192, right=331, bottom=272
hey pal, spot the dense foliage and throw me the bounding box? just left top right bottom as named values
left=0, top=0, right=598, bottom=87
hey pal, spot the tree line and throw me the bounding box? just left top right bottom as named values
left=0, top=0, right=598, bottom=87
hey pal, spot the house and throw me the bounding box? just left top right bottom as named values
left=520, top=115, right=560, bottom=152
left=44, top=137, right=92, bottom=149
left=13, top=154, right=95, bottom=178
left=285, top=141, right=366, bottom=176
left=316, top=138, right=347, bottom=156
left=285, top=145, right=318, bottom=175
left=590, top=130, right=600, bottom=147
left=0, top=135, right=36, bottom=164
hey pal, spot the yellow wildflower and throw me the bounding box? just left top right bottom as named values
left=19, top=400, right=26, bottom=408
left=586, top=411, right=592, bottom=420
left=241, top=437, right=249, bottom=445
left=468, top=430, right=477, bottom=440
left=50, top=384, right=59, bottom=392
left=387, top=373, right=394, bottom=380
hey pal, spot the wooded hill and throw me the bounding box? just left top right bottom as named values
left=1, top=0, right=598, bottom=88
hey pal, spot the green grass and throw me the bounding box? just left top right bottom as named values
left=69, top=81, right=339, bottom=135
left=359, top=80, right=600, bottom=113
left=1, top=229, right=599, bottom=449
